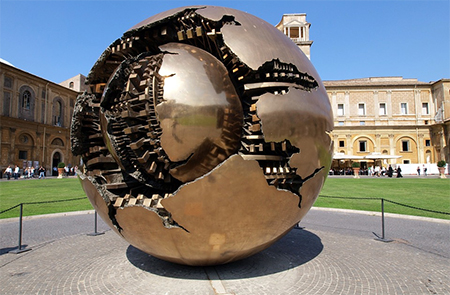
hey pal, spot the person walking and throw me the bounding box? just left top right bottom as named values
left=38, top=166, right=46, bottom=179
left=4, top=165, right=12, bottom=180
left=387, top=165, right=393, bottom=178
left=423, top=165, right=427, bottom=176
left=417, top=166, right=421, bottom=176
left=396, top=166, right=403, bottom=178
left=13, top=165, right=19, bottom=179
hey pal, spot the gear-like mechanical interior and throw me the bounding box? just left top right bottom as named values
left=71, top=6, right=333, bottom=265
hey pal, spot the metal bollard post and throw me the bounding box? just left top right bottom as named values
left=9, top=203, right=32, bottom=254
left=373, top=198, right=393, bottom=242
left=87, top=211, right=104, bottom=236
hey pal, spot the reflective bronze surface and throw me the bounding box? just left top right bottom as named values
left=71, top=6, right=333, bottom=266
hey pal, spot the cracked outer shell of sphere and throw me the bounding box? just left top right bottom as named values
left=71, top=5, right=333, bottom=266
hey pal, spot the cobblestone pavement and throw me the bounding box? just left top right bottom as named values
left=1, top=208, right=449, bottom=294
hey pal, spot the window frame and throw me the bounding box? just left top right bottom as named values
left=422, top=102, right=429, bottom=115
left=358, top=103, right=366, bottom=116
left=359, top=140, right=367, bottom=152
left=379, top=102, right=387, bottom=115
left=400, top=102, right=408, bottom=115
left=401, top=140, right=410, bottom=152
left=337, top=103, right=344, bottom=116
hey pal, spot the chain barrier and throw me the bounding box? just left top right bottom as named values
left=383, top=199, right=450, bottom=215
left=0, top=203, right=22, bottom=215
left=0, top=197, right=86, bottom=216
left=319, top=195, right=450, bottom=216
left=2, top=195, right=448, bottom=253
left=1, top=197, right=102, bottom=254
left=22, top=197, right=86, bottom=206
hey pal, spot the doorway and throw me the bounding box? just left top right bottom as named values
left=52, top=152, right=61, bottom=176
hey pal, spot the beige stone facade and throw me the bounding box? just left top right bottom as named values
left=0, top=61, right=81, bottom=176
left=323, top=77, right=449, bottom=173
left=59, top=74, right=89, bottom=93
left=278, top=13, right=449, bottom=174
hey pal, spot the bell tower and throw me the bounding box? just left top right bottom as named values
left=276, top=13, right=313, bottom=60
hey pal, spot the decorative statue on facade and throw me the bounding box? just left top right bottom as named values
left=71, top=6, right=333, bottom=266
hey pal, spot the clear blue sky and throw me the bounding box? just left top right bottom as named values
left=1, top=0, right=449, bottom=83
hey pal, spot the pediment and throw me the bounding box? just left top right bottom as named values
left=284, top=20, right=306, bottom=27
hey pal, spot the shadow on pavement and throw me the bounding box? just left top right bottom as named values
left=126, top=228, right=323, bottom=279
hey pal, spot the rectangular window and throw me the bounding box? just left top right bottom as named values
left=3, top=91, right=11, bottom=116
left=359, top=140, right=367, bottom=152
left=290, top=27, right=299, bottom=38
left=379, top=103, right=386, bottom=115
left=403, top=160, right=410, bottom=164
left=360, top=121, right=365, bottom=126
left=337, top=104, right=344, bottom=116
left=19, top=151, right=27, bottom=160
left=401, top=103, right=408, bottom=114
left=358, top=103, right=365, bottom=116
left=4, top=76, right=12, bottom=88
left=339, top=140, right=345, bottom=147
left=338, top=121, right=344, bottom=126
left=41, top=102, right=45, bottom=123
left=422, top=102, right=429, bottom=115
left=425, top=139, right=431, bottom=146
left=402, top=140, right=410, bottom=151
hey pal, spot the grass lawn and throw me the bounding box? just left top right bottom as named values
left=0, top=177, right=92, bottom=219
left=317, top=177, right=450, bottom=220
left=0, top=176, right=449, bottom=220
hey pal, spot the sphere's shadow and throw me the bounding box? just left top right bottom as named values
left=126, top=228, right=323, bottom=279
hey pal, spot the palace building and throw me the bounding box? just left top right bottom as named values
left=0, top=59, right=81, bottom=176
left=1, top=14, right=448, bottom=177
left=277, top=14, right=449, bottom=175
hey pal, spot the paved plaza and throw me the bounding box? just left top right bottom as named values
left=1, top=208, right=449, bottom=294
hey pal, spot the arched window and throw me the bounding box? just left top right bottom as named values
left=51, top=138, right=64, bottom=146
left=69, top=81, right=74, bottom=89
left=22, top=90, right=31, bottom=109
left=18, top=85, right=35, bottom=121
left=52, top=97, right=64, bottom=127
left=425, top=150, right=432, bottom=163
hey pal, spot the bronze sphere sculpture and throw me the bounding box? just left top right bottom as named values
left=71, top=6, right=333, bottom=266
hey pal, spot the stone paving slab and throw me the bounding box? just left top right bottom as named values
left=1, top=215, right=449, bottom=295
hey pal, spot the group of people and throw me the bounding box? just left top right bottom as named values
left=3, top=165, right=47, bottom=180
left=416, top=165, right=428, bottom=176
left=367, top=165, right=403, bottom=178
left=330, top=165, right=404, bottom=178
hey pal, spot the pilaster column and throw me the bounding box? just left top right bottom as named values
left=374, top=91, right=379, bottom=119
left=388, top=134, right=395, bottom=157
left=346, top=134, right=352, bottom=154
left=333, top=134, right=339, bottom=153
left=387, top=90, right=392, bottom=119
left=9, top=128, right=16, bottom=165
left=344, top=91, right=350, bottom=119
left=415, top=90, right=421, bottom=122
left=418, top=133, right=424, bottom=163
left=375, top=134, right=381, bottom=153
